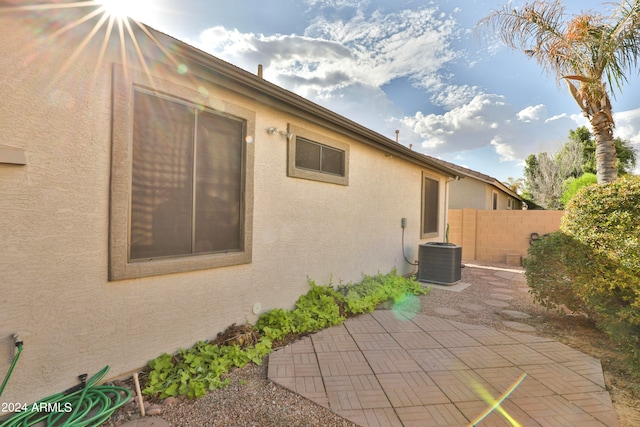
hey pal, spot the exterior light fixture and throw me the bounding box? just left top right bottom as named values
left=266, top=127, right=292, bottom=140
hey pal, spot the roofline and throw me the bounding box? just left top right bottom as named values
left=429, top=158, right=523, bottom=200
left=146, top=26, right=459, bottom=178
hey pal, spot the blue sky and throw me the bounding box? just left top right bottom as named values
left=126, top=0, right=640, bottom=182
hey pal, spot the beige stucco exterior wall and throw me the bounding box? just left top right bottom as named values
left=0, top=10, right=448, bottom=403
left=448, top=209, right=565, bottom=263
left=449, top=178, right=520, bottom=210
left=448, top=178, right=487, bottom=209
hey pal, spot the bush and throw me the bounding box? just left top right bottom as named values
left=144, top=270, right=429, bottom=399
left=525, top=176, right=640, bottom=363
left=256, top=269, right=428, bottom=341
left=560, top=173, right=597, bottom=207
left=523, top=232, right=591, bottom=314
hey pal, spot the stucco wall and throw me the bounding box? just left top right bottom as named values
left=448, top=178, right=487, bottom=209
left=448, top=209, right=565, bottom=264
left=449, top=178, right=520, bottom=210
left=0, top=9, right=448, bottom=403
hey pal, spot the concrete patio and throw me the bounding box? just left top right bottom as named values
left=268, top=272, right=618, bottom=426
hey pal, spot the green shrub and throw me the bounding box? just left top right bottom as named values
left=560, top=173, right=597, bottom=207
left=145, top=270, right=429, bottom=399
left=523, top=232, right=591, bottom=314
left=341, top=271, right=428, bottom=315
left=525, top=176, right=640, bottom=364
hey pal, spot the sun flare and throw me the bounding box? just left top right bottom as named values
left=97, top=0, right=153, bottom=21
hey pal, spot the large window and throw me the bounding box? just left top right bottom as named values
left=421, top=174, right=439, bottom=237
left=130, top=90, right=244, bottom=260
left=287, top=124, right=349, bottom=186
left=110, top=66, right=254, bottom=280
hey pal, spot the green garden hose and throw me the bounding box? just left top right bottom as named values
left=0, top=341, right=23, bottom=398
left=0, top=366, right=131, bottom=427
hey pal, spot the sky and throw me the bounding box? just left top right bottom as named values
left=122, top=0, right=640, bottom=182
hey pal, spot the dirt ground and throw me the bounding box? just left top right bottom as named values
left=417, top=263, right=640, bottom=427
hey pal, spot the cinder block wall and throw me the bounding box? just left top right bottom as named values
left=448, top=209, right=565, bottom=264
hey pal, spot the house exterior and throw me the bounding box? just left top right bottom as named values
left=0, top=4, right=459, bottom=404
left=435, top=160, right=523, bottom=210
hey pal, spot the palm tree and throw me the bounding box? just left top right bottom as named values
left=503, top=176, right=525, bottom=194
left=478, top=0, right=640, bottom=183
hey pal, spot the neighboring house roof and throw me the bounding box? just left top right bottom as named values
left=431, top=158, right=523, bottom=200
left=146, top=25, right=460, bottom=179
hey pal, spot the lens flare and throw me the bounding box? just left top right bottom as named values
left=392, top=294, right=420, bottom=319
left=96, top=0, right=153, bottom=21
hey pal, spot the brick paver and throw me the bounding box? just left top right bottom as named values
left=267, top=270, right=618, bottom=426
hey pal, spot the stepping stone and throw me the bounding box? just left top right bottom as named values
left=483, top=300, right=510, bottom=308
left=502, top=310, right=532, bottom=319
left=503, top=321, right=536, bottom=332
left=492, top=288, right=514, bottom=293
left=490, top=294, right=514, bottom=301
left=458, top=303, right=484, bottom=311
left=433, top=307, right=462, bottom=316
left=490, top=281, right=509, bottom=287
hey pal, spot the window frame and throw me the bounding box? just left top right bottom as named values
left=287, top=124, right=349, bottom=186
left=492, top=191, right=498, bottom=210
left=420, top=172, right=440, bottom=239
left=109, top=64, right=255, bottom=281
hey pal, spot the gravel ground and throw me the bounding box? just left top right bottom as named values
left=102, top=263, right=638, bottom=426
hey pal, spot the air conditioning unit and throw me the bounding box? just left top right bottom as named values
left=418, top=242, right=462, bottom=285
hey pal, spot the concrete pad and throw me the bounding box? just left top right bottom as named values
left=268, top=312, right=618, bottom=427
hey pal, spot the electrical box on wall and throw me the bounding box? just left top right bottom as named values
left=401, top=218, right=407, bottom=228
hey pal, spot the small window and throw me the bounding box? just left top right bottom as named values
left=492, top=191, right=498, bottom=210
left=287, top=124, right=349, bottom=185
left=295, top=137, right=345, bottom=176
left=507, top=198, right=512, bottom=209
left=421, top=174, right=439, bottom=237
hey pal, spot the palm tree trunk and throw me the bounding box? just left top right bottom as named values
left=591, top=117, right=618, bottom=184
left=590, top=111, right=617, bottom=183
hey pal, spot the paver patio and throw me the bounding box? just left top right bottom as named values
left=268, top=289, right=618, bottom=426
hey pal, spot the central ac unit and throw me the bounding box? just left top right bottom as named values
left=418, top=242, right=462, bottom=285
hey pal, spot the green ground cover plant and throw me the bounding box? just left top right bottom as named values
left=143, top=269, right=427, bottom=399
left=525, top=176, right=640, bottom=365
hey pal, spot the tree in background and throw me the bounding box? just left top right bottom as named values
left=570, top=126, right=637, bottom=176
left=503, top=176, right=525, bottom=194
left=523, top=127, right=636, bottom=209
left=479, top=0, right=640, bottom=183
left=524, top=152, right=566, bottom=209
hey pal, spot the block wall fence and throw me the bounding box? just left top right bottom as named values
left=448, top=209, right=565, bottom=265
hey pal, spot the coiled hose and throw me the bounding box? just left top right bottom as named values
left=0, top=365, right=131, bottom=427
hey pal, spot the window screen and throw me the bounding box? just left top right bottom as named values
left=295, top=137, right=345, bottom=176
left=130, top=90, right=244, bottom=260
left=422, top=176, right=439, bottom=235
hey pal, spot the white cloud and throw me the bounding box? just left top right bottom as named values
left=404, top=94, right=585, bottom=161
left=306, top=0, right=367, bottom=8
left=431, top=84, right=481, bottom=109
left=194, top=6, right=461, bottom=100
left=614, top=108, right=640, bottom=146
left=516, top=104, right=546, bottom=122
left=187, top=2, right=639, bottom=175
